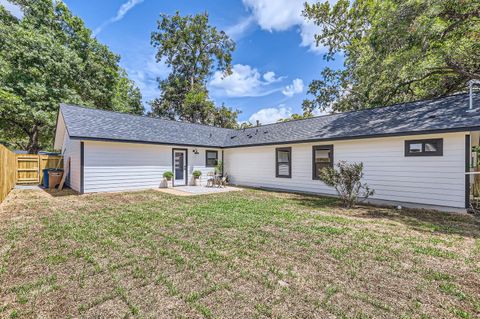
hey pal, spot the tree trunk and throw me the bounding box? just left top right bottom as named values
left=190, top=74, right=194, bottom=90
left=26, top=125, right=40, bottom=154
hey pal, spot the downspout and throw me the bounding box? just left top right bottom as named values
left=465, top=135, right=471, bottom=209
left=467, top=80, right=480, bottom=112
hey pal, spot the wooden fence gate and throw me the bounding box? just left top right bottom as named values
left=16, top=154, right=63, bottom=185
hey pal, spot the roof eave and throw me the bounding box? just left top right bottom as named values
left=69, top=136, right=225, bottom=149
left=223, top=126, right=478, bottom=148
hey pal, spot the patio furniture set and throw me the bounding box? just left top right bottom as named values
left=206, top=172, right=228, bottom=188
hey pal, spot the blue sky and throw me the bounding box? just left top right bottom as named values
left=2, top=0, right=343, bottom=123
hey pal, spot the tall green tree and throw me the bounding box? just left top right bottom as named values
left=0, top=0, right=143, bottom=153
left=278, top=112, right=314, bottom=123
left=213, top=103, right=240, bottom=129
left=150, top=12, right=239, bottom=128
left=302, top=0, right=480, bottom=113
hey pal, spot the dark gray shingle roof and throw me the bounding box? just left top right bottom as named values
left=225, top=92, right=480, bottom=147
left=61, top=104, right=233, bottom=147
left=60, top=92, right=480, bottom=148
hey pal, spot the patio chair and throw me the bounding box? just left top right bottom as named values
left=206, top=172, right=215, bottom=187
left=217, top=175, right=228, bottom=188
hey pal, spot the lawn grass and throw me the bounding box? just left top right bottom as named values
left=0, top=188, right=479, bottom=318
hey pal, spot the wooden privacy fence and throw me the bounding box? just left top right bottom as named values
left=0, top=147, right=63, bottom=203
left=0, top=145, right=16, bottom=203
left=16, top=154, right=63, bottom=185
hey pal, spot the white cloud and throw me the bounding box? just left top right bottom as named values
left=126, top=53, right=170, bottom=105
left=248, top=105, right=292, bottom=124
left=94, top=0, right=144, bottom=36
left=298, top=21, right=323, bottom=52
left=242, top=0, right=302, bottom=31
left=225, top=16, right=256, bottom=40
left=263, top=71, right=279, bottom=83
left=0, top=0, right=23, bottom=19
left=209, top=64, right=284, bottom=97
left=282, top=78, right=304, bottom=97
left=112, top=0, right=143, bottom=22
left=241, top=0, right=331, bottom=53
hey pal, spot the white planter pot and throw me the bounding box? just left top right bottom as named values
left=161, top=178, right=173, bottom=188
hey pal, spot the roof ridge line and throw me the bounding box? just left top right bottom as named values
left=60, top=103, right=237, bottom=132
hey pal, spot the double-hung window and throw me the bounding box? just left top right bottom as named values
left=313, top=145, right=334, bottom=179
left=206, top=150, right=218, bottom=167
left=276, top=147, right=291, bottom=178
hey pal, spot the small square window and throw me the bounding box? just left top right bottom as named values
left=405, top=139, right=443, bottom=156
left=408, top=143, right=422, bottom=153
left=424, top=142, right=438, bottom=152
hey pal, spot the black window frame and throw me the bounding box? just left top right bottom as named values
left=405, top=138, right=443, bottom=157
left=275, top=147, right=292, bottom=178
left=312, top=145, right=334, bottom=180
left=205, top=150, right=218, bottom=167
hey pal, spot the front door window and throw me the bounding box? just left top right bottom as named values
left=174, top=152, right=184, bottom=181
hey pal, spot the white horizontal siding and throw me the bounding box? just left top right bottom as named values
left=83, top=141, right=221, bottom=193
left=61, top=132, right=81, bottom=192
left=224, top=133, right=466, bottom=208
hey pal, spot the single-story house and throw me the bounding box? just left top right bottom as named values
left=54, top=92, right=480, bottom=212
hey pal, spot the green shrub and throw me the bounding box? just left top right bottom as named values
left=319, top=161, right=374, bottom=208
left=215, top=160, right=223, bottom=175
left=163, top=171, right=173, bottom=180
left=192, top=170, right=202, bottom=178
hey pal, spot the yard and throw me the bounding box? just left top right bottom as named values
left=0, top=188, right=479, bottom=318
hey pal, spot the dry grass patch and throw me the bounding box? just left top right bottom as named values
left=0, top=188, right=479, bottom=318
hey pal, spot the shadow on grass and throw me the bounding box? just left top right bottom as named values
left=355, top=207, right=480, bottom=239
left=41, top=187, right=79, bottom=197
left=281, top=191, right=480, bottom=239
left=289, top=196, right=339, bottom=209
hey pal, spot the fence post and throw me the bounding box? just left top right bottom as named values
left=0, top=145, right=17, bottom=203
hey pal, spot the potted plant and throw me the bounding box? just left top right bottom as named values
left=215, top=160, right=223, bottom=176
left=192, top=170, right=202, bottom=186
left=163, top=171, right=173, bottom=188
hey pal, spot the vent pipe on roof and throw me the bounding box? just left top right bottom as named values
left=468, top=80, right=480, bottom=112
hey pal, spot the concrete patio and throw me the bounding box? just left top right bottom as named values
left=157, top=185, right=242, bottom=196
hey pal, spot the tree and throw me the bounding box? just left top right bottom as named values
left=0, top=0, right=143, bottom=152
left=239, top=122, right=255, bottom=129
left=319, top=161, right=374, bottom=208
left=277, top=112, right=314, bottom=123
left=150, top=12, right=239, bottom=127
left=302, top=0, right=480, bottom=113
left=213, top=103, right=240, bottom=129
left=112, top=70, right=144, bottom=115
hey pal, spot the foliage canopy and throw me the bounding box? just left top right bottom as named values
left=0, top=0, right=143, bottom=152
left=302, top=0, right=480, bottom=113
left=150, top=12, right=239, bottom=128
